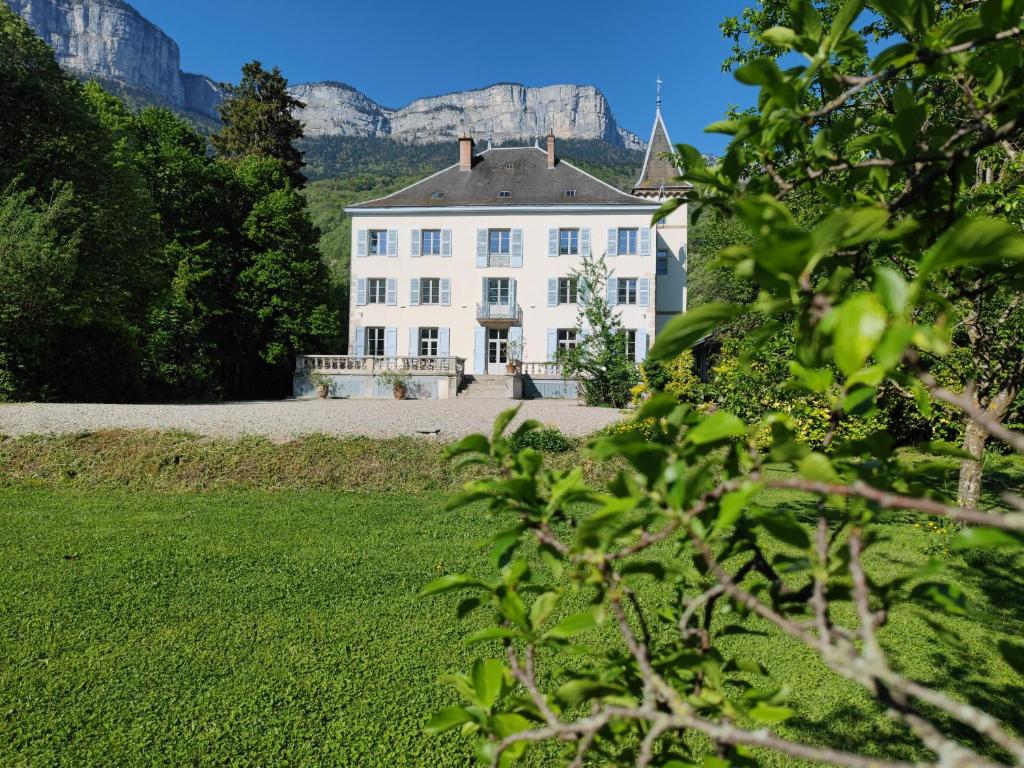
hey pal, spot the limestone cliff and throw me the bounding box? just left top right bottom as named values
left=292, top=81, right=644, bottom=150
left=6, top=0, right=645, bottom=149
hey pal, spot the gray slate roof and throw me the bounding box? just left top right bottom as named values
left=348, top=146, right=654, bottom=209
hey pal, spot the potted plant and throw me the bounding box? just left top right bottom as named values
left=379, top=369, right=410, bottom=400
left=309, top=373, right=331, bottom=399
left=505, top=339, right=523, bottom=375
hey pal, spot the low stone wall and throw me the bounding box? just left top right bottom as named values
left=523, top=375, right=579, bottom=400
left=294, top=373, right=459, bottom=400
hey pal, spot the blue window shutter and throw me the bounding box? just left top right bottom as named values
left=546, top=329, right=557, bottom=361
left=439, top=327, right=450, bottom=357
left=410, top=230, right=421, bottom=257
left=386, top=278, right=397, bottom=306
left=510, top=278, right=517, bottom=310
left=638, top=278, right=650, bottom=307
left=476, top=229, right=487, bottom=267
left=607, top=277, right=618, bottom=306
left=511, top=229, right=523, bottom=268
left=639, top=228, right=651, bottom=257
left=548, top=229, right=558, bottom=257
left=547, top=278, right=557, bottom=307
left=356, top=229, right=368, bottom=257
left=387, top=229, right=398, bottom=257
left=636, top=330, right=648, bottom=362
left=474, top=327, right=487, bottom=374
left=353, top=326, right=363, bottom=356
left=440, top=278, right=451, bottom=306
left=356, top=278, right=367, bottom=306
left=410, top=277, right=420, bottom=306
left=581, top=228, right=591, bottom=257
left=441, top=229, right=452, bottom=257
left=607, top=228, right=618, bottom=257
left=385, top=327, right=397, bottom=357
left=410, top=327, right=420, bottom=356
left=579, top=280, right=590, bottom=306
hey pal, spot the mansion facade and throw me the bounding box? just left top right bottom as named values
left=297, top=103, right=689, bottom=399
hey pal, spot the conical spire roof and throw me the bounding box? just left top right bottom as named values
left=633, top=87, right=690, bottom=199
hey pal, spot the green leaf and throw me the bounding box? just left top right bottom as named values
left=637, top=392, right=679, bottom=420
left=419, top=573, right=484, bottom=597
left=464, top=627, right=519, bottom=646
left=424, top=706, right=475, bottom=735
left=446, top=433, right=490, bottom=458
left=798, top=452, right=840, bottom=484
left=492, top=407, right=521, bottom=441
left=788, top=362, right=833, bottom=394
left=650, top=304, right=747, bottom=361
left=491, top=712, right=531, bottom=738
left=686, top=412, right=746, bottom=445
left=920, top=217, right=1024, bottom=276
left=748, top=703, right=795, bottom=724
left=543, top=607, right=605, bottom=641
left=998, top=639, right=1024, bottom=676
left=875, top=266, right=910, bottom=315
left=759, top=513, right=811, bottom=550
left=761, top=26, right=798, bottom=48
left=833, top=293, right=888, bottom=375
left=910, top=582, right=968, bottom=616
left=472, top=658, right=506, bottom=709
left=530, top=591, right=560, bottom=630
left=555, top=678, right=621, bottom=705
left=734, top=57, right=783, bottom=87
left=951, top=528, right=1024, bottom=550
left=491, top=526, right=525, bottom=568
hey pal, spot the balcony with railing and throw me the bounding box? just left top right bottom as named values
left=476, top=302, right=522, bottom=325
left=487, top=253, right=512, bottom=267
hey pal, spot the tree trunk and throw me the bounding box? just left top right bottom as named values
left=957, top=417, right=987, bottom=511
left=957, top=387, right=1015, bottom=511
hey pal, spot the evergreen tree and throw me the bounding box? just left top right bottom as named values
left=212, top=61, right=307, bottom=188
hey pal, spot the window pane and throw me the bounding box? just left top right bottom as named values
left=656, top=250, right=668, bottom=276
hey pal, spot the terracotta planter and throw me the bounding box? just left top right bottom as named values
left=315, top=385, right=329, bottom=399
left=394, top=384, right=407, bottom=400
left=505, top=364, right=517, bottom=375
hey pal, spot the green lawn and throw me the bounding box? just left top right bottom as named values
left=0, top=483, right=1021, bottom=766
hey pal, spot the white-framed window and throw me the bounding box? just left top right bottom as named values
left=421, top=230, right=442, bottom=256
left=420, top=278, right=441, bottom=304
left=368, top=230, right=389, bottom=256
left=365, top=327, right=386, bottom=357
left=367, top=278, right=387, bottom=304
left=558, top=277, right=578, bottom=305
left=618, top=228, right=639, bottom=255
left=625, top=330, right=638, bottom=361
left=419, top=327, right=439, bottom=357
left=557, top=329, right=579, bottom=350
left=487, top=278, right=511, bottom=305
left=618, top=278, right=639, bottom=305
left=558, top=228, right=579, bottom=256
left=656, top=250, right=669, bottom=276
left=489, top=229, right=511, bottom=255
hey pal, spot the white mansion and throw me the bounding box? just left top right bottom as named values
left=296, top=103, right=689, bottom=399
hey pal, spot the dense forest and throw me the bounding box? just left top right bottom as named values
left=0, top=6, right=339, bottom=402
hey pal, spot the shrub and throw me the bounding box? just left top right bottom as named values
left=630, top=351, right=701, bottom=406
left=508, top=426, right=574, bottom=454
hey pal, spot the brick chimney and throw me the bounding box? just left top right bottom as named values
left=459, top=135, right=475, bottom=171
left=546, top=130, right=556, bottom=169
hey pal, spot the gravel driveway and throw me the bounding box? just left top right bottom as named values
left=0, top=399, right=625, bottom=442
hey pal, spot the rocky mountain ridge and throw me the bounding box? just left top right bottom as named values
left=5, top=0, right=645, bottom=150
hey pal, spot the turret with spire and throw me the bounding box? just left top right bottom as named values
left=633, top=77, right=691, bottom=200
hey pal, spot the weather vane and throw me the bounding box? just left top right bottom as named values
left=656, top=75, right=663, bottom=111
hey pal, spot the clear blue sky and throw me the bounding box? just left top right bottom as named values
left=129, top=0, right=757, bottom=153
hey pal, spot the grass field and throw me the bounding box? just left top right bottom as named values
left=0, top=437, right=1022, bottom=766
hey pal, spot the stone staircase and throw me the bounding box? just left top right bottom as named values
left=458, top=375, right=512, bottom=399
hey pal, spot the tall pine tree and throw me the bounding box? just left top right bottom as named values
left=212, top=61, right=307, bottom=188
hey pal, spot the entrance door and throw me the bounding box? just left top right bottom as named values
left=487, top=328, right=509, bottom=374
